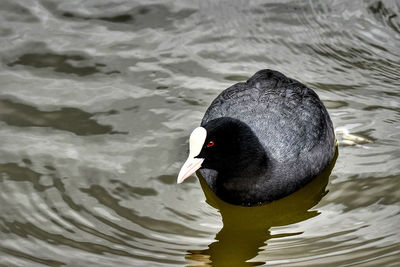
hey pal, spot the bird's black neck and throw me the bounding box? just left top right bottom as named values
left=219, top=147, right=269, bottom=179
left=202, top=117, right=271, bottom=205
left=215, top=152, right=270, bottom=206
left=201, top=117, right=269, bottom=172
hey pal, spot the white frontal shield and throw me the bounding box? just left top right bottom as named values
left=177, top=127, right=207, bottom=183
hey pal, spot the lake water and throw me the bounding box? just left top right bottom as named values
left=0, top=0, right=399, bottom=266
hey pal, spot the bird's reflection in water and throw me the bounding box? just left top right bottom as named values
left=186, top=149, right=338, bottom=266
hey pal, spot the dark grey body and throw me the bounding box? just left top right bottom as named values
left=199, top=70, right=335, bottom=205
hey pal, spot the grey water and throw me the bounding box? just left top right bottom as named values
left=0, top=0, right=399, bottom=266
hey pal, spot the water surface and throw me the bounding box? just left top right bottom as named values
left=0, top=0, right=399, bottom=266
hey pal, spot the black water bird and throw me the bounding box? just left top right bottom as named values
left=177, top=69, right=336, bottom=206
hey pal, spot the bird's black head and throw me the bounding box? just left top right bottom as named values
left=197, top=117, right=267, bottom=177
left=176, top=117, right=268, bottom=184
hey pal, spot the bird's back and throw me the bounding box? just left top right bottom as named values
left=201, top=69, right=335, bottom=181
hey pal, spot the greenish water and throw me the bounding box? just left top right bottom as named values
left=0, top=0, right=399, bottom=266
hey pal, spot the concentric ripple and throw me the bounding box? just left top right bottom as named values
left=0, top=0, right=399, bottom=266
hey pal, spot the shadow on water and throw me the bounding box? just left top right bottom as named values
left=368, top=1, right=400, bottom=34
left=0, top=163, right=51, bottom=192
left=0, top=99, right=122, bottom=136
left=0, top=1, right=38, bottom=23
left=56, top=4, right=196, bottom=31
left=186, top=149, right=338, bottom=266
left=7, top=52, right=120, bottom=77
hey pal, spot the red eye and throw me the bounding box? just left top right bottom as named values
left=207, top=141, right=215, bottom=147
